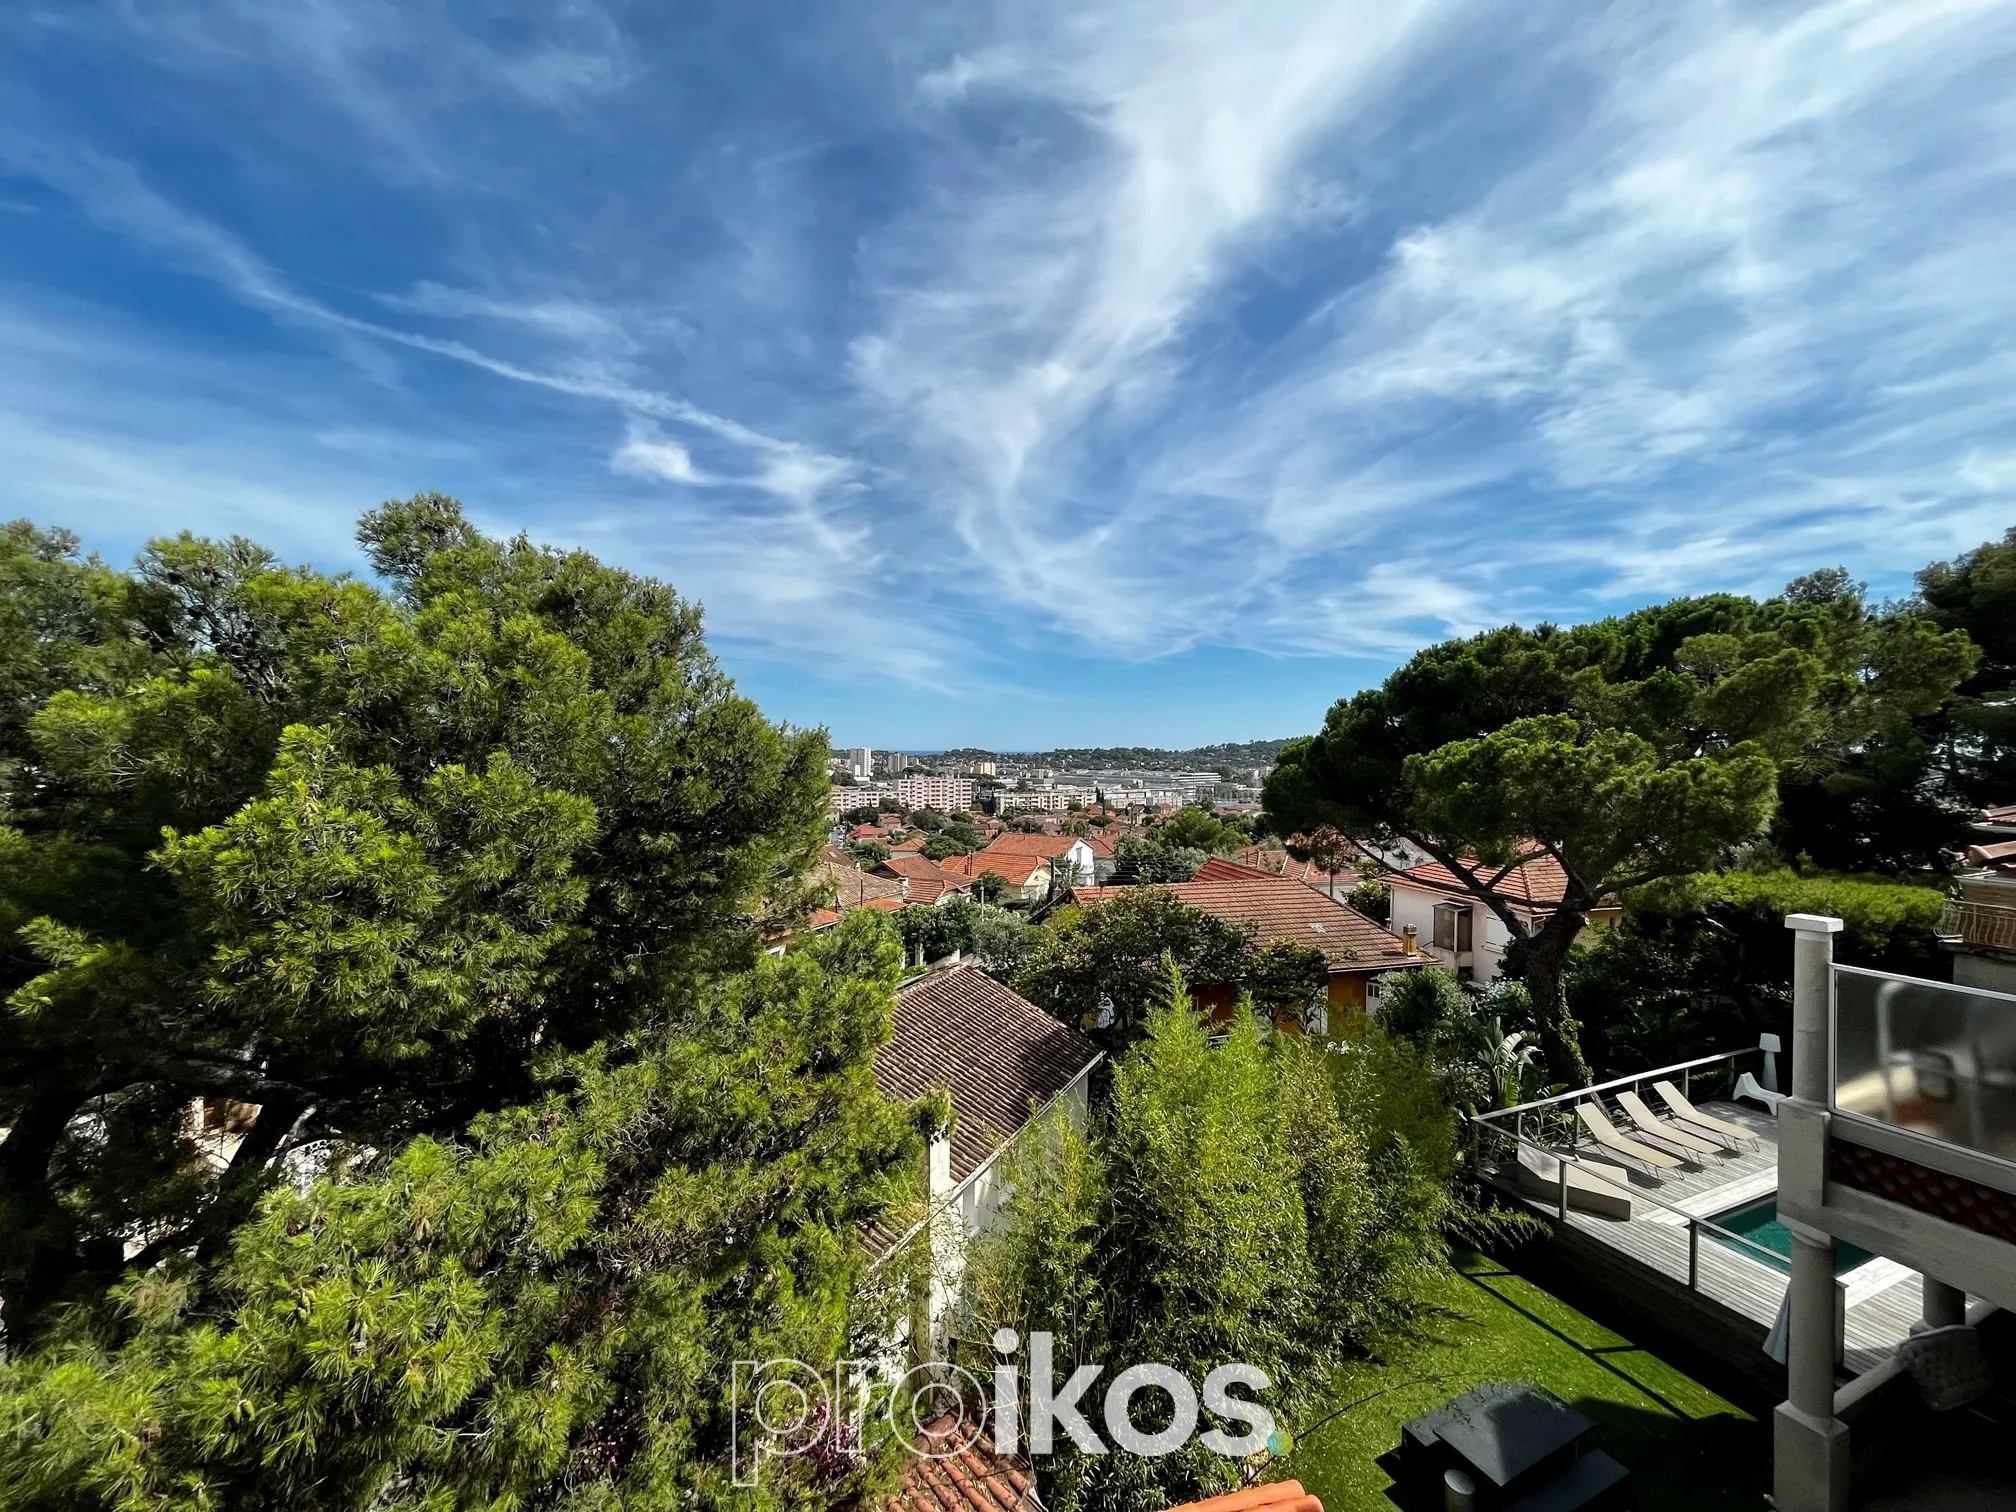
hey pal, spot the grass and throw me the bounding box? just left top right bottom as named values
left=1280, top=1251, right=1766, bottom=1511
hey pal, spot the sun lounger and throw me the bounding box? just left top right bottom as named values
left=1576, top=1102, right=1681, bottom=1173
left=1655, top=1080, right=1762, bottom=1149
left=1618, top=1090, right=1724, bottom=1157
left=1515, top=1146, right=1634, bottom=1219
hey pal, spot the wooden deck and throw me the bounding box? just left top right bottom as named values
left=1489, top=1100, right=1928, bottom=1386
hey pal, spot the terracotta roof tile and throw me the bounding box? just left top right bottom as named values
left=939, top=852, right=1048, bottom=886
left=1966, top=838, right=2016, bottom=874
left=1390, top=850, right=1575, bottom=911
left=886, top=1415, right=1040, bottom=1512
left=818, top=853, right=907, bottom=909
left=981, top=833, right=1086, bottom=859
left=870, top=858, right=971, bottom=907
left=1064, top=878, right=1416, bottom=970
left=875, top=968, right=1103, bottom=1187
left=1165, top=1482, right=1319, bottom=1512
left=1163, top=876, right=1416, bottom=968
left=1193, top=856, right=1276, bottom=883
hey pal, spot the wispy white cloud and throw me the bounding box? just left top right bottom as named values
left=851, top=0, right=2016, bottom=656
left=4, top=0, right=2016, bottom=722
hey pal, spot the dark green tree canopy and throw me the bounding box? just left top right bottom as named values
left=1, top=497, right=829, bottom=1343
left=1266, top=585, right=1976, bottom=1082
left=1917, top=526, right=2016, bottom=804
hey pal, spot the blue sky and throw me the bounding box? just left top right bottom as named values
left=3, top=1, right=2015, bottom=750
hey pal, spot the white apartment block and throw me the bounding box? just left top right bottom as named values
left=828, top=782, right=896, bottom=817
left=997, top=788, right=1089, bottom=812
left=846, top=746, right=874, bottom=779
left=894, top=776, right=974, bottom=811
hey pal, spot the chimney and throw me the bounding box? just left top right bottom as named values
left=925, top=1126, right=957, bottom=1355
left=1402, top=923, right=1420, bottom=957
left=927, top=1128, right=953, bottom=1206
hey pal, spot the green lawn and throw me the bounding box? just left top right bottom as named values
left=1281, top=1251, right=1767, bottom=1511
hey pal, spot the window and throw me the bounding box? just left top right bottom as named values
left=1432, top=901, right=1473, bottom=953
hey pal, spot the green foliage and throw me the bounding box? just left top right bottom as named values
left=1566, top=867, right=1950, bottom=1074
left=1379, top=968, right=1471, bottom=1049
left=1917, top=526, right=2016, bottom=805
left=1265, top=583, right=1977, bottom=1084
left=1013, top=890, right=1253, bottom=1053
left=1371, top=970, right=1546, bottom=1116
left=919, top=831, right=973, bottom=861
left=969, top=871, right=1013, bottom=906
left=894, top=898, right=1029, bottom=976
left=847, top=839, right=893, bottom=865
left=1112, top=834, right=1205, bottom=883
left=1, top=495, right=830, bottom=1347
left=961, top=965, right=1450, bottom=1512
left=0, top=915, right=917, bottom=1511
left=1645, top=867, right=1949, bottom=956
left=1155, top=805, right=1243, bottom=855
left=1347, top=877, right=1391, bottom=923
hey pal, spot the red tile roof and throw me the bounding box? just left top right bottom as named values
left=1194, top=856, right=1277, bottom=883
left=1165, top=1482, right=1319, bottom=1512
left=939, top=851, right=1048, bottom=887
left=1390, top=850, right=1575, bottom=912
left=886, top=1414, right=1040, bottom=1512
left=1966, top=838, right=2016, bottom=874
left=1066, top=878, right=1416, bottom=971
left=819, top=852, right=908, bottom=910
left=878, top=855, right=964, bottom=884
left=982, top=833, right=1087, bottom=859
left=875, top=968, right=1103, bottom=1187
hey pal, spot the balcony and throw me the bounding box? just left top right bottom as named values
left=1939, top=896, right=2016, bottom=953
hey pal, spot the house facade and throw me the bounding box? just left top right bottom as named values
left=1939, top=803, right=2016, bottom=995
left=939, top=849, right=1052, bottom=901
left=1387, top=851, right=1620, bottom=982
left=977, top=832, right=1097, bottom=889
left=866, top=967, right=1103, bottom=1352
left=1070, top=864, right=1425, bottom=1033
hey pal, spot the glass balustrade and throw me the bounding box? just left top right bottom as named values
left=1834, top=965, right=2016, bottom=1163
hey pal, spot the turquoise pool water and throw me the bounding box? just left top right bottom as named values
left=1707, top=1196, right=1874, bottom=1275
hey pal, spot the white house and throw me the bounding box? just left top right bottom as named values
left=865, top=966, right=1103, bottom=1352
left=1386, top=851, right=1619, bottom=982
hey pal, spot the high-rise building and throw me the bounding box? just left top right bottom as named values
left=847, top=746, right=874, bottom=779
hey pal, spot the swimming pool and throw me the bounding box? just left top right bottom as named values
left=1706, top=1195, right=1874, bottom=1275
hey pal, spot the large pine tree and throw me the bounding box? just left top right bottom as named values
left=1, top=500, right=919, bottom=1508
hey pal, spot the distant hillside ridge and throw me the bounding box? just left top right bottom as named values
left=935, top=740, right=1291, bottom=769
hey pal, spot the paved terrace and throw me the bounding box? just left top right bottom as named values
left=1488, top=1100, right=1925, bottom=1383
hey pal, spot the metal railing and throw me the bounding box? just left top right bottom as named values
left=1470, top=1116, right=1788, bottom=1293
left=1937, top=897, right=2016, bottom=953
left=1467, top=1044, right=1759, bottom=1156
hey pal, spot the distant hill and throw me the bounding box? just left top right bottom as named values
left=937, top=740, right=1292, bottom=769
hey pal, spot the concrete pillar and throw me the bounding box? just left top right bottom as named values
left=1923, top=1276, right=1967, bottom=1331
left=1786, top=914, right=1841, bottom=1104
left=1775, top=913, right=1849, bottom=1512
